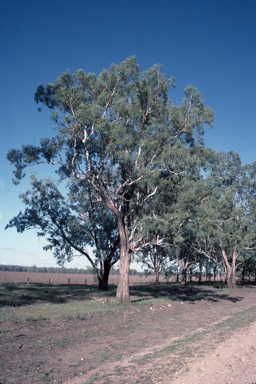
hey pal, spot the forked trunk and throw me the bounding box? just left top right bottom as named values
left=225, top=265, right=236, bottom=288
left=221, top=248, right=238, bottom=289
left=155, top=268, right=160, bottom=284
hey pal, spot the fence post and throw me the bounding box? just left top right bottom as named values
left=27, top=277, right=29, bottom=285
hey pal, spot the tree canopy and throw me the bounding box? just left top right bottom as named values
left=12, top=57, right=256, bottom=302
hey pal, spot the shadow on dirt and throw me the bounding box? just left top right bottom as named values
left=0, top=283, right=94, bottom=307
left=130, top=283, right=247, bottom=304
left=0, top=281, right=252, bottom=307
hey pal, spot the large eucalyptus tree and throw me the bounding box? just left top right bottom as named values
left=7, top=57, right=214, bottom=303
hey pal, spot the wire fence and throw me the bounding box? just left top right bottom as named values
left=0, top=271, right=171, bottom=286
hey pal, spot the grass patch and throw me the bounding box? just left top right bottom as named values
left=1, top=282, right=255, bottom=325
left=0, top=283, right=121, bottom=323
left=0, top=283, right=105, bottom=306
left=0, top=282, right=184, bottom=323
left=130, top=304, right=256, bottom=366
left=134, top=297, right=172, bottom=306
left=213, top=305, right=256, bottom=331
left=0, top=299, right=126, bottom=323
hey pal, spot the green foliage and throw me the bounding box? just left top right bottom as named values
left=5, top=174, right=120, bottom=290
left=7, top=56, right=216, bottom=301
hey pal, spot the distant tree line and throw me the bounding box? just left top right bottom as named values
left=0, top=264, right=87, bottom=274
left=0, top=264, right=141, bottom=275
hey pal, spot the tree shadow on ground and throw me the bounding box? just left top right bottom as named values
left=0, top=282, right=252, bottom=307
left=130, top=283, right=247, bottom=304
left=0, top=283, right=97, bottom=307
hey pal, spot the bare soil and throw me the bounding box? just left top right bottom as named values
left=1, top=282, right=256, bottom=384
left=0, top=271, right=168, bottom=286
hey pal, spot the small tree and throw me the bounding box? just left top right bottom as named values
left=193, top=152, right=256, bottom=288
left=136, top=245, right=170, bottom=283
left=6, top=175, right=119, bottom=290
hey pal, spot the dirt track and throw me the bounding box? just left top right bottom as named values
left=175, top=321, right=256, bottom=384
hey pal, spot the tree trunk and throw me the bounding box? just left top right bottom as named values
left=116, top=247, right=131, bottom=303
left=221, top=248, right=237, bottom=289
left=98, top=260, right=111, bottom=291
left=241, top=267, right=245, bottom=285
left=213, top=266, right=217, bottom=282
left=155, top=268, right=160, bottom=284
left=189, top=268, right=193, bottom=282
left=181, top=268, right=187, bottom=286
left=206, top=258, right=210, bottom=282
left=226, top=266, right=236, bottom=288
left=98, top=276, right=108, bottom=291
left=115, top=185, right=135, bottom=304
left=116, top=218, right=131, bottom=304
left=198, top=262, right=202, bottom=284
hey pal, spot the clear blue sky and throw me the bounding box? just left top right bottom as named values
left=1, top=0, right=256, bottom=268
